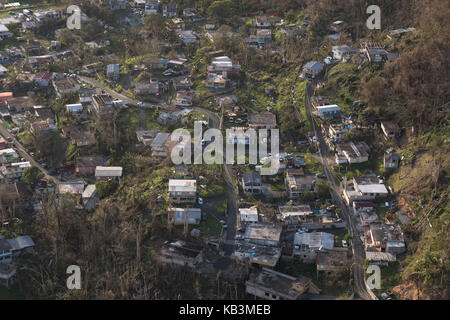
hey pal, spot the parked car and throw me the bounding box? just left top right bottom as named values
left=197, top=197, right=203, bottom=205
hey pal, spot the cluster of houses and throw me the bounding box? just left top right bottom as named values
left=205, top=55, right=240, bottom=92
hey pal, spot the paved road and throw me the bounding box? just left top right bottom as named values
left=304, top=81, right=373, bottom=300
left=194, top=106, right=238, bottom=256
left=0, top=123, right=60, bottom=184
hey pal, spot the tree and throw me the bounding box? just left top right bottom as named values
left=21, top=166, right=44, bottom=187
left=207, top=0, right=233, bottom=24
left=95, top=180, right=119, bottom=199
left=315, top=180, right=330, bottom=199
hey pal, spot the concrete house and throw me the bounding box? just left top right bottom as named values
left=168, top=207, right=201, bottom=225
left=52, top=78, right=80, bottom=97
left=95, top=166, right=123, bottom=180
left=246, top=268, right=320, bottom=300
left=364, top=223, right=405, bottom=255
left=332, top=45, right=357, bottom=61
left=239, top=206, right=259, bottom=224
left=106, top=64, right=120, bottom=80
left=335, top=141, right=370, bottom=165
left=244, top=223, right=282, bottom=247
left=384, top=149, right=400, bottom=169
left=92, top=94, right=115, bottom=117
left=285, top=169, right=315, bottom=199
left=168, top=179, right=197, bottom=204
left=278, top=204, right=313, bottom=225
left=315, top=104, right=341, bottom=120
left=150, top=132, right=171, bottom=157
left=247, top=113, right=277, bottom=129
left=343, top=175, right=389, bottom=205
left=241, top=171, right=262, bottom=195
left=301, top=61, right=325, bottom=79
left=293, top=231, right=334, bottom=262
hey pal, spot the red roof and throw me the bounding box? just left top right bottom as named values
left=0, top=92, right=13, bottom=101
left=34, top=72, right=53, bottom=81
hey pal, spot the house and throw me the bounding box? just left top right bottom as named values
left=106, top=64, right=120, bottom=80
left=75, top=156, right=103, bottom=176
left=183, top=8, right=197, bottom=17
left=343, top=175, right=389, bottom=205
left=362, top=43, right=399, bottom=64
left=107, top=0, right=127, bottom=10
left=278, top=204, right=313, bottom=224
left=285, top=169, right=315, bottom=199
left=0, top=24, right=13, bottom=40
left=256, top=29, right=272, bottom=48
left=95, top=166, right=123, bottom=180
left=168, top=179, right=197, bottom=204
left=162, top=3, right=177, bottom=17
left=365, top=251, right=397, bottom=265
left=173, top=77, right=192, bottom=91
left=330, top=20, right=347, bottom=33
left=178, top=30, right=197, bottom=44
left=0, top=64, right=7, bottom=77
left=241, top=171, right=262, bottom=195
left=160, top=240, right=203, bottom=269
left=145, top=2, right=159, bottom=15
left=79, top=87, right=95, bottom=103
left=244, top=223, right=282, bottom=247
left=253, top=16, right=272, bottom=28
left=0, top=238, right=13, bottom=264
left=7, top=236, right=35, bottom=255
left=5, top=96, right=34, bottom=112
left=135, top=79, right=159, bottom=96
left=209, top=56, right=240, bottom=76
left=387, top=27, right=416, bottom=40
left=1, top=161, right=31, bottom=180
left=246, top=268, right=320, bottom=300
left=293, top=231, right=334, bottom=262
left=227, top=127, right=258, bottom=145
left=239, top=206, right=259, bottom=224
left=316, top=248, right=350, bottom=273
left=172, top=18, right=185, bottom=30
left=364, top=223, right=405, bottom=255
left=82, top=184, right=98, bottom=209
left=0, top=261, right=16, bottom=287
left=150, top=132, right=171, bottom=157
left=335, top=141, right=370, bottom=165
left=82, top=62, right=102, bottom=74
left=332, top=45, right=357, bottom=61
left=381, top=121, right=401, bottom=139
left=92, top=94, right=115, bottom=117
left=168, top=207, right=201, bottom=225
left=315, top=105, right=341, bottom=120
left=30, top=119, right=57, bottom=134
left=0, top=148, right=19, bottom=163
left=233, top=242, right=281, bottom=267
left=57, top=181, right=85, bottom=196
left=0, top=92, right=13, bottom=102
left=136, top=129, right=159, bottom=146
left=175, top=91, right=193, bottom=107
left=66, top=103, right=83, bottom=114
left=384, top=149, right=400, bottom=169
left=52, top=78, right=80, bottom=97
left=301, top=61, right=325, bottom=79
left=328, top=123, right=351, bottom=143
left=247, top=113, right=277, bottom=129
left=205, top=73, right=228, bottom=91
left=69, top=130, right=95, bottom=147
left=33, top=72, right=54, bottom=87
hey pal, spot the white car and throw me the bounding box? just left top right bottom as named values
left=342, top=240, right=348, bottom=247
left=197, top=197, right=203, bottom=205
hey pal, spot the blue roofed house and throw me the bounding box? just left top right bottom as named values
left=106, top=64, right=120, bottom=81
left=145, top=2, right=159, bottom=15
left=301, top=61, right=325, bottom=79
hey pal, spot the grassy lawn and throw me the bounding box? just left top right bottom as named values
left=304, top=153, right=322, bottom=174
left=212, top=200, right=227, bottom=217
left=199, top=214, right=222, bottom=236
left=198, top=183, right=227, bottom=199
